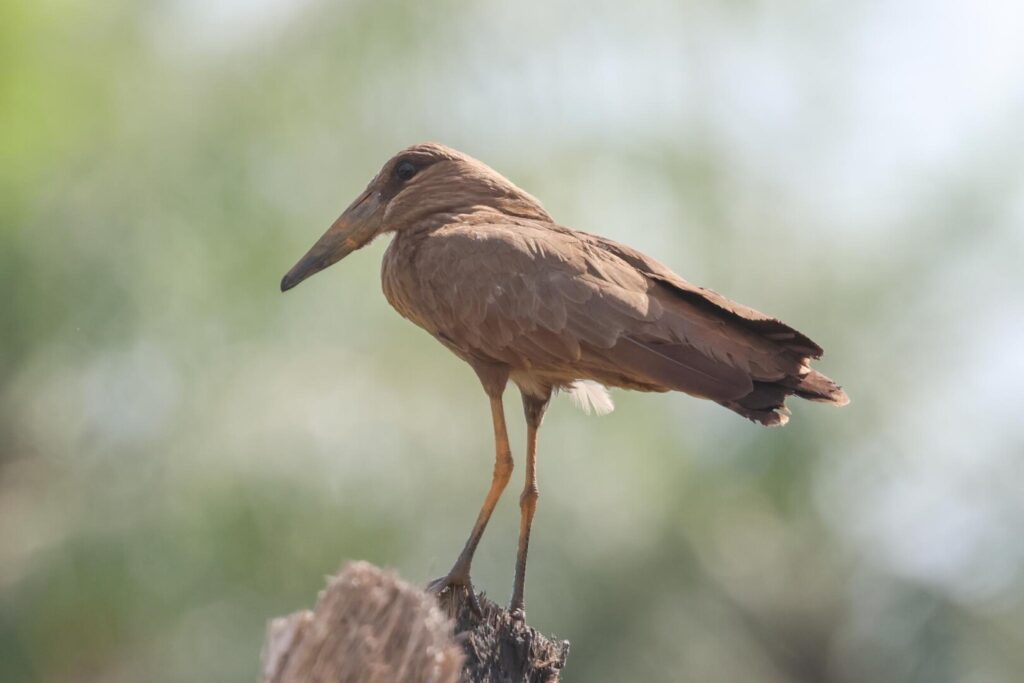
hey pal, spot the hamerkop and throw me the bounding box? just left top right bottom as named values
left=281, top=142, right=848, bottom=617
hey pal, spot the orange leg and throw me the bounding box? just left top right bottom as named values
left=427, top=394, right=513, bottom=610
left=510, top=392, right=550, bottom=618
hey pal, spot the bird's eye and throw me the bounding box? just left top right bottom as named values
left=395, top=161, right=417, bottom=181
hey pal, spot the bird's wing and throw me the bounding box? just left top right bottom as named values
left=413, top=222, right=649, bottom=362
left=413, top=222, right=803, bottom=401
left=578, top=232, right=825, bottom=358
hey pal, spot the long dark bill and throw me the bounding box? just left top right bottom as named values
left=280, top=189, right=382, bottom=292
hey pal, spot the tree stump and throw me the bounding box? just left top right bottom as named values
left=260, top=561, right=570, bottom=683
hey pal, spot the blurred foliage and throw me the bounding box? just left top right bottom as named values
left=2, top=1, right=1023, bottom=682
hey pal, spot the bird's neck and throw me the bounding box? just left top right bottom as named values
left=397, top=204, right=552, bottom=238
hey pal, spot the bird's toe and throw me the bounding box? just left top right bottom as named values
left=426, top=572, right=484, bottom=617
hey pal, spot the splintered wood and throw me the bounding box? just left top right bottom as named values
left=260, top=561, right=569, bottom=683
left=436, top=585, right=570, bottom=683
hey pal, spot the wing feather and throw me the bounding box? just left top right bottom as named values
left=412, top=223, right=758, bottom=401
left=578, top=232, right=825, bottom=358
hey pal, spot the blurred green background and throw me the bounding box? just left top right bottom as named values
left=2, top=1, right=1023, bottom=681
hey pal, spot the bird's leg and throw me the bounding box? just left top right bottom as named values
left=509, top=390, right=551, bottom=619
left=427, top=391, right=513, bottom=612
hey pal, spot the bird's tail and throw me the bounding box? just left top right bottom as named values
left=721, top=369, right=849, bottom=427
left=794, top=369, right=850, bottom=405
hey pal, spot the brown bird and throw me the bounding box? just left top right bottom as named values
left=281, top=143, right=848, bottom=617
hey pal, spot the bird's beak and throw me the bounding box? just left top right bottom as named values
left=280, top=189, right=383, bottom=292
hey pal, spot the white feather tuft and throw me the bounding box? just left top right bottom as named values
left=567, top=380, right=615, bottom=415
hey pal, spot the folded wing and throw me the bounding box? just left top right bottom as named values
left=413, top=221, right=847, bottom=425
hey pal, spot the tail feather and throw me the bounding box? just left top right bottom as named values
left=719, top=382, right=791, bottom=427
left=721, top=369, right=848, bottom=426
left=794, top=369, right=850, bottom=405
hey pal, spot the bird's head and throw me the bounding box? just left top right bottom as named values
left=281, top=142, right=550, bottom=291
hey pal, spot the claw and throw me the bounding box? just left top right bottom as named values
left=425, top=575, right=454, bottom=595
left=426, top=573, right=484, bottom=618
left=465, top=587, right=484, bottom=617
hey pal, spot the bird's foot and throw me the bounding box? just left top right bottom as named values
left=426, top=570, right=484, bottom=617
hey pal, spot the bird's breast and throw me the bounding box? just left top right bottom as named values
left=380, top=231, right=441, bottom=335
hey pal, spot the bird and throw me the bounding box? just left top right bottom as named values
left=280, top=142, right=848, bottom=618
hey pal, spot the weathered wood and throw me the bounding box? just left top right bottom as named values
left=436, top=586, right=570, bottom=683
left=260, top=562, right=569, bottom=683
left=260, top=562, right=463, bottom=683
